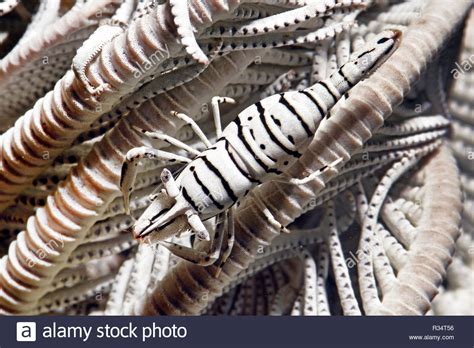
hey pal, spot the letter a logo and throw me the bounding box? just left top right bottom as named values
left=16, top=322, right=37, bottom=342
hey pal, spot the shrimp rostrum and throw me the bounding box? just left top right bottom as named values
left=120, top=30, right=401, bottom=270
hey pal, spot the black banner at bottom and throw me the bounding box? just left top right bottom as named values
left=2, top=316, right=472, bottom=347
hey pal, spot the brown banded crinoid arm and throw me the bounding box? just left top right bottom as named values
left=0, top=0, right=125, bottom=131
left=376, top=146, right=462, bottom=315
left=432, top=8, right=474, bottom=316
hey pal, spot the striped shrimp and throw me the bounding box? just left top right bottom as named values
left=120, top=30, right=401, bottom=268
